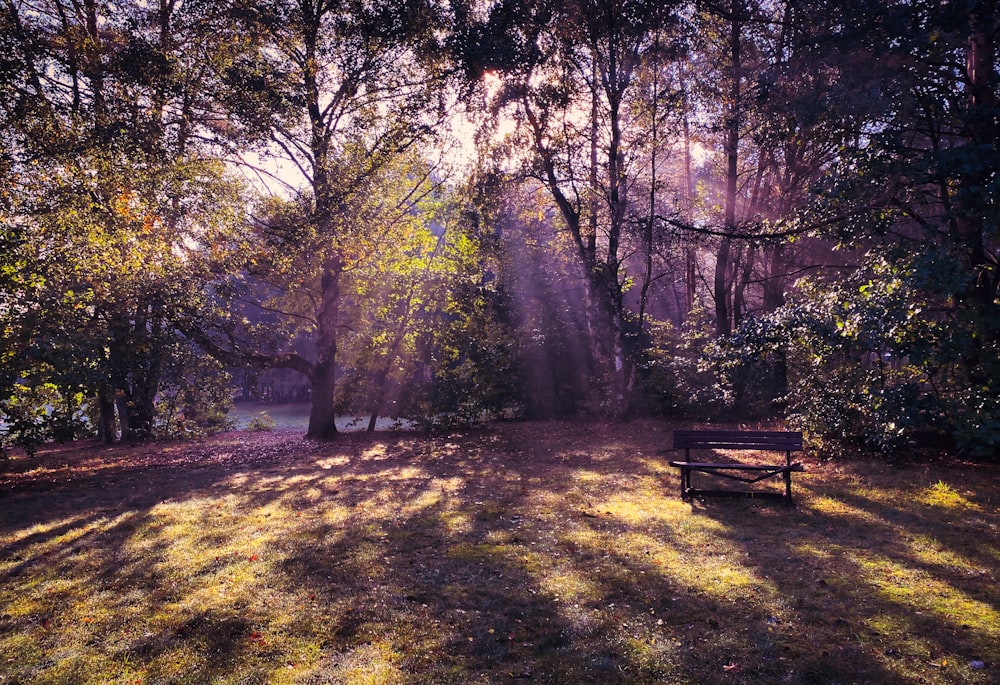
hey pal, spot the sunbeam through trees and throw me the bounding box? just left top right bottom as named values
left=1, top=0, right=997, bottom=459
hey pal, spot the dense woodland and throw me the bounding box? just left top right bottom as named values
left=1, top=0, right=997, bottom=459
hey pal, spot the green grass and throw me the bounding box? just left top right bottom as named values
left=1, top=421, right=997, bottom=684
left=227, top=402, right=410, bottom=432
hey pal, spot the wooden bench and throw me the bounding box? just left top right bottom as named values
left=668, top=430, right=804, bottom=505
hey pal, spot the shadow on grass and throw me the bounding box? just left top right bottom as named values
left=1, top=422, right=997, bottom=684
left=687, top=466, right=999, bottom=684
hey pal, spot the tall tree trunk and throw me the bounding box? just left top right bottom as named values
left=681, top=66, right=697, bottom=319
left=308, top=360, right=337, bottom=439
left=585, top=53, right=611, bottom=406
left=604, top=43, right=630, bottom=417
left=301, top=7, right=342, bottom=440
left=307, top=257, right=342, bottom=439
left=96, top=385, right=117, bottom=444
left=960, top=5, right=995, bottom=302
left=716, top=0, right=743, bottom=337
left=630, top=60, right=660, bottom=401
left=524, top=96, right=609, bottom=413
left=714, top=238, right=733, bottom=335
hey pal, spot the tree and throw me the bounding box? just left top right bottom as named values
left=368, top=171, right=526, bottom=428
left=720, top=0, right=1000, bottom=455
left=825, top=0, right=1000, bottom=455
left=219, top=0, right=449, bottom=439
left=461, top=0, right=687, bottom=417
left=1, top=0, right=251, bottom=442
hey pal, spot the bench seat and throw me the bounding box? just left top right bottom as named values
left=668, top=462, right=805, bottom=471
left=669, top=430, right=804, bottom=505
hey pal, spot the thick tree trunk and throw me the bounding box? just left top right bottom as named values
left=307, top=361, right=338, bottom=439
left=306, top=258, right=342, bottom=439
left=602, top=272, right=627, bottom=419
left=126, top=376, right=158, bottom=441
left=96, top=386, right=117, bottom=444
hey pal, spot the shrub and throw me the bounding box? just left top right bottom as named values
left=0, top=383, right=91, bottom=457
left=154, top=342, right=234, bottom=439
left=718, top=249, right=999, bottom=460
left=246, top=413, right=277, bottom=432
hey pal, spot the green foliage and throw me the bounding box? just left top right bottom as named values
left=639, top=309, right=728, bottom=416
left=0, top=0, right=256, bottom=447
left=387, top=194, right=525, bottom=430
left=245, top=414, right=278, bottom=432
left=153, top=342, right=234, bottom=440
left=0, top=383, right=90, bottom=457
left=709, top=248, right=1000, bottom=459
left=639, top=305, right=791, bottom=420
left=950, top=384, right=1000, bottom=459
left=773, top=273, right=933, bottom=454
left=9, top=153, right=249, bottom=443
left=0, top=0, right=995, bottom=461
left=407, top=278, right=525, bottom=430
left=253, top=159, right=529, bottom=434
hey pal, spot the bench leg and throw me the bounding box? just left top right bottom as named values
left=680, top=448, right=691, bottom=501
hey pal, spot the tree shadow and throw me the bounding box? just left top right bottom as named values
left=2, top=421, right=996, bottom=683
left=685, top=471, right=999, bottom=684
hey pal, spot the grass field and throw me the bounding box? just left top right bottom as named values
left=1, top=420, right=997, bottom=684
left=227, top=403, right=411, bottom=432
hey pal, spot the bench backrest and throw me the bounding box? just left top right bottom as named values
left=673, top=430, right=803, bottom=452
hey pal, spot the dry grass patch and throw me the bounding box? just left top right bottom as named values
left=1, top=422, right=997, bottom=684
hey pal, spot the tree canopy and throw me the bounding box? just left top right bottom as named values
left=2, top=0, right=997, bottom=459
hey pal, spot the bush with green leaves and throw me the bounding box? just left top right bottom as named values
left=0, top=382, right=91, bottom=457
left=403, top=280, right=526, bottom=431
left=715, top=249, right=999, bottom=459
left=245, top=413, right=277, bottom=432
left=154, top=342, right=234, bottom=439
left=639, top=310, right=728, bottom=417
left=640, top=306, right=788, bottom=420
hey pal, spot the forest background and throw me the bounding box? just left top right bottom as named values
left=1, top=0, right=997, bottom=460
